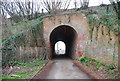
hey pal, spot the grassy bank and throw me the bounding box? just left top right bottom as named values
left=1, top=60, right=47, bottom=80
left=77, top=57, right=119, bottom=79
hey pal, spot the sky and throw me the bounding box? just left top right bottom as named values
left=35, top=0, right=111, bottom=9
left=68, top=0, right=110, bottom=8
left=3, top=0, right=111, bottom=18
left=3, top=0, right=111, bottom=7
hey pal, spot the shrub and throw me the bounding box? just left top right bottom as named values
left=108, top=64, right=116, bottom=70
left=79, top=57, right=90, bottom=64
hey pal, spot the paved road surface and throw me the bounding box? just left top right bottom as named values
left=45, top=59, right=91, bottom=79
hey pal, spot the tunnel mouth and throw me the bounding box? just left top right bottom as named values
left=55, top=41, right=66, bottom=55
left=50, top=25, right=77, bottom=59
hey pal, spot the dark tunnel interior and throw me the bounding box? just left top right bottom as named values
left=50, top=25, right=77, bottom=59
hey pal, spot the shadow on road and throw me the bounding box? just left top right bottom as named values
left=51, top=54, right=72, bottom=60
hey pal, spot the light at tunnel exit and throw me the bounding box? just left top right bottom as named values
left=55, top=41, right=66, bottom=55
left=50, top=25, right=77, bottom=59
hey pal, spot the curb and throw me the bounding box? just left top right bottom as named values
left=31, top=60, right=54, bottom=79
left=30, top=60, right=49, bottom=79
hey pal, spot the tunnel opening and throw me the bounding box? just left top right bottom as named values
left=55, top=41, right=66, bottom=55
left=50, top=25, right=77, bottom=59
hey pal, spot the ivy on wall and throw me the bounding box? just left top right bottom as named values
left=76, top=6, right=119, bottom=41
left=1, top=18, right=46, bottom=67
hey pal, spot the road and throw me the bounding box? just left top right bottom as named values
left=45, top=59, right=91, bottom=79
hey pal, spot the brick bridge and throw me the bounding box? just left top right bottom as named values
left=42, top=13, right=119, bottom=70
left=43, top=13, right=89, bottom=59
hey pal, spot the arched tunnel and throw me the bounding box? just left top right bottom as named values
left=50, top=25, right=77, bottom=59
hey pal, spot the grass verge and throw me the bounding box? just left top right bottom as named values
left=1, top=60, right=47, bottom=80
left=77, top=57, right=119, bottom=79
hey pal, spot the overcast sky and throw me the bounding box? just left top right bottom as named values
left=36, top=0, right=111, bottom=8
left=3, top=0, right=111, bottom=18
left=4, top=0, right=111, bottom=7
left=68, top=0, right=110, bottom=8
left=33, top=0, right=111, bottom=10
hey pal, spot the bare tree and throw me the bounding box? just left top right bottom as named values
left=41, top=0, right=71, bottom=14
left=0, top=1, right=6, bottom=17
left=79, top=0, right=89, bottom=9
left=1, top=1, right=18, bottom=17
left=74, top=0, right=77, bottom=9
left=1, top=0, right=72, bottom=18
left=1, top=0, right=41, bottom=20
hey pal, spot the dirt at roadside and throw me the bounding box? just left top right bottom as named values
left=73, top=60, right=120, bottom=79
left=2, top=66, right=32, bottom=75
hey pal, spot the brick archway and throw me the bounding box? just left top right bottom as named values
left=43, top=13, right=89, bottom=59
left=49, top=25, right=77, bottom=59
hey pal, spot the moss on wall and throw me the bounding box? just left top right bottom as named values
left=2, top=20, right=47, bottom=67
left=77, top=6, right=120, bottom=69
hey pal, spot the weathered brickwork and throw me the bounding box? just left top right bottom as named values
left=42, top=13, right=119, bottom=70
